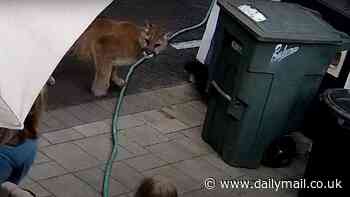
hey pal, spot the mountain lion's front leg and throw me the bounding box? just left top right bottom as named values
left=111, top=66, right=125, bottom=87
left=92, top=63, right=112, bottom=97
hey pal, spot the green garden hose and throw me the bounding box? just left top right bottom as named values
left=102, top=54, right=154, bottom=197
left=103, top=1, right=216, bottom=196
left=167, top=0, right=217, bottom=42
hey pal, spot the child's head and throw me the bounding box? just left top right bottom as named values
left=135, top=176, right=178, bottom=197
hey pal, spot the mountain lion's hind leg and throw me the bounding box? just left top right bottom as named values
left=91, top=43, right=113, bottom=97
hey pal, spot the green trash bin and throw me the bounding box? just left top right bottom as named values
left=202, top=0, right=350, bottom=169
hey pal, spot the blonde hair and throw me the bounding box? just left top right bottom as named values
left=135, top=176, right=178, bottom=197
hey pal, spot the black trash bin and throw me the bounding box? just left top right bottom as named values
left=300, top=89, right=349, bottom=196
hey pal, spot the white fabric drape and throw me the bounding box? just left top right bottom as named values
left=0, top=0, right=113, bottom=129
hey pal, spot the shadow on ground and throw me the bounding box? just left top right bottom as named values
left=48, top=0, right=211, bottom=109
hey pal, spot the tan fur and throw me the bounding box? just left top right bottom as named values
left=71, top=18, right=169, bottom=96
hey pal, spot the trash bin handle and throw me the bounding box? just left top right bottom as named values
left=211, top=80, right=232, bottom=101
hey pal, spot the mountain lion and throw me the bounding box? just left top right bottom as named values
left=72, top=18, right=169, bottom=96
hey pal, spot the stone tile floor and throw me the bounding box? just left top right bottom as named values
left=22, top=84, right=309, bottom=197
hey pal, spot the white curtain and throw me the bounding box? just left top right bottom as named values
left=0, top=0, right=113, bottom=129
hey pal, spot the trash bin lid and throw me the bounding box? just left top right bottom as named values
left=323, top=89, right=350, bottom=121
left=218, top=0, right=344, bottom=44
